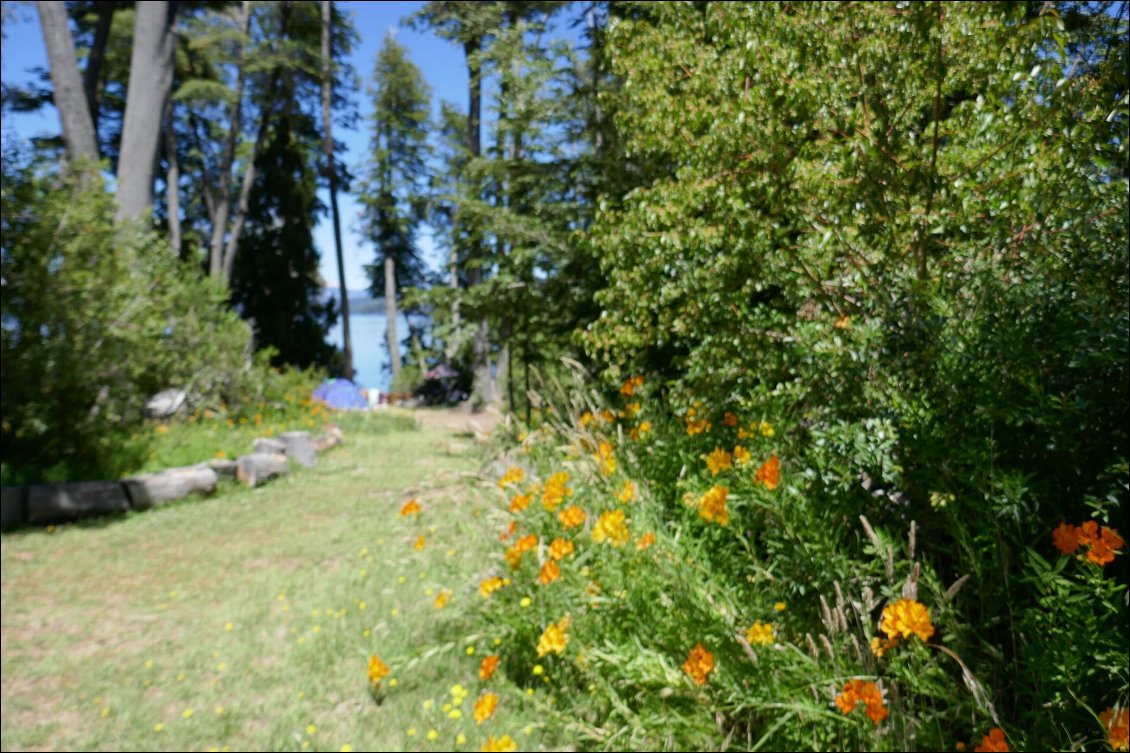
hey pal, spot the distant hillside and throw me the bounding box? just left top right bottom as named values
left=322, top=288, right=384, bottom=315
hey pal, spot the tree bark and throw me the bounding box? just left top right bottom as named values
left=164, top=97, right=182, bottom=256
left=208, top=0, right=251, bottom=278
left=464, top=34, right=494, bottom=407
left=82, top=0, right=115, bottom=145
left=322, top=0, right=354, bottom=381
left=115, top=0, right=178, bottom=223
left=385, top=256, right=401, bottom=381
left=37, top=0, right=99, bottom=166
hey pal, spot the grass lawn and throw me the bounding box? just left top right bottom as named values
left=1, top=411, right=550, bottom=752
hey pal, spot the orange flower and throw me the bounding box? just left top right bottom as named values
left=509, top=493, right=531, bottom=513
left=706, top=447, right=733, bottom=475
left=1051, top=521, right=1079, bottom=554
left=636, top=532, right=656, bottom=550
left=367, top=654, right=390, bottom=685
left=479, top=654, right=500, bottom=682
left=400, top=499, right=421, bottom=516
left=538, top=559, right=561, bottom=585
left=1077, top=520, right=1100, bottom=546
left=682, top=643, right=715, bottom=686
left=473, top=692, right=499, bottom=724
left=835, top=679, right=887, bottom=725
left=754, top=455, right=780, bottom=490
left=723, top=411, right=739, bottom=427
left=1086, top=526, right=1124, bottom=566
left=499, top=521, right=517, bottom=541
left=558, top=505, right=586, bottom=529
left=620, top=375, right=644, bottom=396
left=481, top=735, right=517, bottom=752
left=973, top=727, right=1009, bottom=752
left=880, top=598, right=934, bottom=643
left=514, top=534, right=537, bottom=553
left=542, top=471, right=572, bottom=511
left=548, top=538, right=574, bottom=560
left=698, top=486, right=730, bottom=526
left=434, top=589, right=450, bottom=609
left=1100, top=706, right=1129, bottom=752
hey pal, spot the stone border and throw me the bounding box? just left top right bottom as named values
left=0, top=427, right=343, bottom=531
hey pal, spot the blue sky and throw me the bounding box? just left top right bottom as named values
left=0, top=0, right=469, bottom=293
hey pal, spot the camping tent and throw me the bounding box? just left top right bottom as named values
left=312, top=379, right=368, bottom=410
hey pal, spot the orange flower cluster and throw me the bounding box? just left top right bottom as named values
left=1101, top=706, right=1129, bottom=752
left=723, top=411, right=739, bottom=427
left=592, top=509, right=630, bottom=547
left=509, top=493, right=530, bottom=513
left=505, top=534, right=538, bottom=569
left=636, top=532, right=656, bottom=550
left=753, top=455, right=780, bottom=490
left=538, top=559, right=561, bottom=585
left=479, top=654, right=500, bottom=681
left=698, top=486, right=730, bottom=526
left=1052, top=521, right=1124, bottom=565
left=973, top=727, right=1009, bottom=752
left=706, top=447, right=733, bottom=475
left=683, top=643, right=715, bottom=686
left=835, top=679, right=888, bottom=724
left=548, top=537, right=574, bottom=560
left=879, top=598, right=935, bottom=643
left=367, top=654, right=390, bottom=686
left=499, top=521, right=517, bottom=541
left=399, top=499, right=421, bottom=516
left=497, top=466, right=524, bottom=488
left=558, top=505, right=586, bottom=529
left=473, top=692, right=499, bottom=724
left=620, top=375, right=645, bottom=396
left=537, top=616, right=570, bottom=657
left=542, top=471, right=572, bottom=511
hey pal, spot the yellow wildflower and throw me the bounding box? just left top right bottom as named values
left=542, top=472, right=572, bottom=511
left=733, top=445, right=751, bottom=465
left=473, top=692, right=499, bottom=724
left=706, top=447, right=732, bottom=475
left=592, top=509, right=630, bottom=547
left=508, top=493, right=530, bottom=513
left=548, top=538, right=574, bottom=560
left=413, top=535, right=426, bottom=551
left=434, top=590, right=451, bottom=609
left=479, top=577, right=504, bottom=598
left=759, top=420, right=775, bottom=437
left=698, top=486, right=730, bottom=526
left=399, top=499, right=421, bottom=516
left=368, top=654, right=390, bottom=686
left=617, top=480, right=638, bottom=503
left=536, top=616, right=570, bottom=657
left=497, top=466, right=524, bottom=488
left=558, top=505, right=586, bottom=529
left=481, top=735, right=518, bottom=752
left=746, top=621, right=774, bottom=646
left=879, top=598, right=935, bottom=643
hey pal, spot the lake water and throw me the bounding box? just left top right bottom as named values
left=326, top=312, right=419, bottom=392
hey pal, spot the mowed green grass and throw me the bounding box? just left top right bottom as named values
left=1, top=412, right=550, bottom=752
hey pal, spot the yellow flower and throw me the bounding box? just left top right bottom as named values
left=497, top=466, right=524, bottom=488
left=593, top=441, right=617, bottom=475
left=759, top=420, right=775, bottom=437
left=400, top=499, right=421, bottom=516
left=306, top=724, right=317, bottom=735
left=706, top=447, right=733, bottom=475
left=182, top=708, right=194, bottom=719
left=542, top=472, right=572, bottom=511
left=538, top=559, right=561, bottom=585
left=481, top=735, right=518, bottom=752
left=413, top=535, right=427, bottom=551
left=698, top=486, right=730, bottom=526
left=558, top=505, right=586, bottom=529
left=536, top=616, right=570, bottom=657
left=473, top=692, right=499, bottom=724
left=548, top=537, right=574, bottom=560
left=625, top=401, right=641, bottom=417
left=686, top=417, right=712, bottom=435
left=682, top=643, right=715, bottom=686
left=746, top=621, right=774, bottom=646
left=774, top=601, right=787, bottom=612
left=629, top=420, right=653, bottom=441
left=879, top=598, right=935, bottom=643
left=733, top=445, right=751, bottom=465
left=480, top=577, right=504, bottom=598
left=434, top=590, right=451, bottom=609
left=592, top=509, right=630, bottom=547
left=508, top=493, right=530, bottom=513
left=368, top=654, right=390, bottom=685
left=617, top=480, right=638, bottom=504
left=579, top=411, right=595, bottom=428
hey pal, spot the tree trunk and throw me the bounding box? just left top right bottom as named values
left=321, top=0, right=354, bottom=381
left=115, top=0, right=178, bottom=223
left=82, top=0, right=115, bottom=145
left=37, top=0, right=98, bottom=166
left=164, top=97, right=182, bottom=256
left=385, top=256, right=401, bottom=381
left=445, top=261, right=460, bottom=361
left=464, top=34, right=493, bottom=407
left=208, top=0, right=251, bottom=278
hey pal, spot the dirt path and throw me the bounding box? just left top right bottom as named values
left=393, top=405, right=504, bottom=440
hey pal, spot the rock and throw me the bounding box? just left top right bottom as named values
left=236, top=452, right=289, bottom=487
left=252, top=437, right=287, bottom=455
left=208, top=458, right=238, bottom=480
left=146, top=388, right=187, bottom=418
left=1, top=486, right=28, bottom=530
left=122, top=465, right=218, bottom=510
left=27, top=481, right=131, bottom=525
left=280, top=431, right=317, bottom=468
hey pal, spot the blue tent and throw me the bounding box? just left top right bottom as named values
left=312, top=378, right=368, bottom=410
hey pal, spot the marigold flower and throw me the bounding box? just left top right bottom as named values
left=497, top=466, right=524, bottom=489
left=538, top=559, right=561, bottom=585
left=536, top=616, right=570, bottom=657
left=733, top=445, right=751, bottom=465
left=835, top=679, right=887, bottom=725
left=879, top=598, right=935, bottom=643
left=400, top=499, right=422, bottom=516
left=555, top=506, right=584, bottom=530
left=480, top=577, right=504, bottom=598
left=706, top=447, right=733, bottom=475
left=973, top=727, right=1009, bottom=752
left=473, top=692, right=499, bottom=724
left=481, top=735, right=517, bottom=752
left=746, top=621, right=774, bottom=646
left=542, top=472, right=572, bottom=511
left=754, top=455, right=780, bottom=490
left=548, top=538, right=574, bottom=560
left=617, top=480, right=638, bottom=504
left=592, top=509, right=630, bottom=547
left=1086, top=526, right=1124, bottom=566
left=479, top=654, right=500, bottom=682
left=698, top=486, right=730, bottom=526
left=509, top=493, right=530, bottom=513
left=636, top=532, right=656, bottom=550
left=1100, top=706, right=1129, bottom=752
left=682, top=643, right=714, bottom=686
left=368, top=654, right=390, bottom=685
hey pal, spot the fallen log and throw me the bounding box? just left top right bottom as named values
left=280, top=431, right=317, bottom=468
left=236, top=452, right=289, bottom=487
left=122, top=465, right=218, bottom=510
left=27, top=481, right=131, bottom=525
